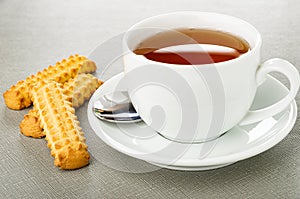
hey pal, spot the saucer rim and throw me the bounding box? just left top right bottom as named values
left=148, top=161, right=236, bottom=171
left=88, top=72, right=297, bottom=167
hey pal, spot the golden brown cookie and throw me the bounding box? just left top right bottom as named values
left=63, top=73, right=103, bottom=108
left=20, top=109, right=44, bottom=138
left=3, top=54, right=97, bottom=110
left=32, top=81, right=90, bottom=169
left=20, top=74, right=103, bottom=138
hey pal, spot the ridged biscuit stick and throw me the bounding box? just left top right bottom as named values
left=63, top=73, right=103, bottom=108
left=3, top=54, right=97, bottom=110
left=32, top=81, right=90, bottom=169
left=20, top=74, right=103, bottom=138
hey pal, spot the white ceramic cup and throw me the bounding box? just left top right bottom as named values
left=122, top=11, right=300, bottom=143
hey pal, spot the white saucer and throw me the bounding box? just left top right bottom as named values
left=87, top=73, right=297, bottom=171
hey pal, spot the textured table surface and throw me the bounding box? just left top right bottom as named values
left=1, top=0, right=300, bottom=198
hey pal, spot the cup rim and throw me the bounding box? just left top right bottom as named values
left=124, top=11, right=262, bottom=67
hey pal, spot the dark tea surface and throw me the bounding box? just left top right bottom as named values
left=133, top=28, right=250, bottom=65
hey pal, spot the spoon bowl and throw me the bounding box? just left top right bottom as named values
left=93, top=91, right=142, bottom=123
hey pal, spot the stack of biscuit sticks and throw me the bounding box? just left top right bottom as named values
left=3, top=55, right=103, bottom=169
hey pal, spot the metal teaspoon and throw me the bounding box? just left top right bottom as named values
left=93, top=91, right=142, bottom=123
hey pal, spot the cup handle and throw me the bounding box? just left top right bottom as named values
left=239, top=58, right=300, bottom=126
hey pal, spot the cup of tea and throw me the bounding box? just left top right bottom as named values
left=122, top=11, right=300, bottom=143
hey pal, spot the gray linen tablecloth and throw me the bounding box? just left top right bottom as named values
left=1, top=0, right=300, bottom=198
